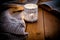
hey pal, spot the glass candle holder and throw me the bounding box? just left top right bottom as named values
left=24, top=3, right=38, bottom=22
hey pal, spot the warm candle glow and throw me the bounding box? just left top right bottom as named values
left=21, top=12, right=25, bottom=20
left=30, top=13, right=34, bottom=19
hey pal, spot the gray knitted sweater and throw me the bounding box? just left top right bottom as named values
left=0, top=9, right=26, bottom=35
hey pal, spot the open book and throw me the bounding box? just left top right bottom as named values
left=38, top=1, right=60, bottom=13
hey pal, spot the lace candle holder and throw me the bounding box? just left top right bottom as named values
left=24, top=3, right=38, bottom=22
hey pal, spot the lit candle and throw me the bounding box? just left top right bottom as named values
left=24, top=3, right=38, bottom=22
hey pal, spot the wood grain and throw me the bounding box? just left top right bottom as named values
left=43, top=10, right=60, bottom=40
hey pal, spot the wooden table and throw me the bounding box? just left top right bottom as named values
left=26, top=7, right=60, bottom=40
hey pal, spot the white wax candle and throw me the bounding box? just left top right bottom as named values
left=24, top=3, right=38, bottom=22
left=24, top=3, right=38, bottom=9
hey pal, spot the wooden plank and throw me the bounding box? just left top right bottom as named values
left=44, top=10, right=60, bottom=40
